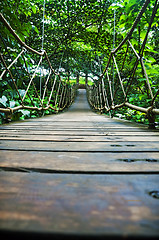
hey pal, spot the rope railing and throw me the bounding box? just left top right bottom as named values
left=0, top=13, right=77, bottom=122
left=87, top=0, right=159, bottom=129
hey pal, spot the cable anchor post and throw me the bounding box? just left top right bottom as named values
left=147, top=106, right=156, bottom=129
left=4, top=107, right=14, bottom=123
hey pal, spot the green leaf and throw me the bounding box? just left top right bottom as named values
left=20, top=109, right=30, bottom=117
left=138, top=78, right=146, bottom=82
left=140, top=31, right=146, bottom=41
left=129, top=97, right=134, bottom=102
left=34, top=26, right=39, bottom=34
left=0, top=96, right=8, bottom=107
left=18, top=89, right=26, bottom=97
left=147, top=56, right=156, bottom=63
left=28, top=11, right=31, bottom=16
left=32, top=5, right=36, bottom=14
left=9, top=100, right=16, bottom=108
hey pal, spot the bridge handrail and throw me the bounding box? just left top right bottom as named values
left=0, top=14, right=77, bottom=121
left=87, top=0, right=159, bottom=128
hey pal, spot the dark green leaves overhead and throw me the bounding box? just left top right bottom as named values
left=1, top=0, right=159, bottom=76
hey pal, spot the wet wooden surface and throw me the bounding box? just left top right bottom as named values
left=0, top=89, right=159, bottom=239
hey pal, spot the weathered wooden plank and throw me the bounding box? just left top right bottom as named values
left=0, top=135, right=159, bottom=141
left=0, top=120, right=149, bottom=129
left=0, top=124, right=149, bottom=129
left=0, top=122, right=146, bottom=126
left=0, top=150, right=159, bottom=172
left=0, top=128, right=154, bottom=133
left=0, top=140, right=159, bottom=152
left=1, top=130, right=159, bottom=136
left=0, top=172, right=159, bottom=237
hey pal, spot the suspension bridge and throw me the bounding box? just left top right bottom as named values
left=0, top=0, right=159, bottom=239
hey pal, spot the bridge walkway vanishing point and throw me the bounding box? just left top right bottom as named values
left=0, top=89, right=159, bottom=239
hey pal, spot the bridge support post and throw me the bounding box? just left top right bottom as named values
left=4, top=108, right=13, bottom=123
left=76, top=72, right=79, bottom=85
left=85, top=72, right=88, bottom=85
left=147, top=108, right=156, bottom=129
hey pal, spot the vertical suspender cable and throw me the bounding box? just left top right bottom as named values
left=42, top=0, right=45, bottom=51
left=58, top=52, right=64, bottom=74
left=112, top=2, right=116, bottom=94
left=40, top=0, right=45, bottom=99
left=98, top=54, right=102, bottom=75
left=113, top=6, right=116, bottom=49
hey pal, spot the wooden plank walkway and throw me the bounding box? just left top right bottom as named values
left=0, top=89, right=159, bottom=239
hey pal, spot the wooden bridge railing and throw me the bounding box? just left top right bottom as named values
left=86, top=0, right=159, bottom=129
left=0, top=13, right=77, bottom=122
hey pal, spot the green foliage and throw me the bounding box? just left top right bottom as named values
left=114, top=107, right=149, bottom=125
left=0, top=0, right=159, bottom=125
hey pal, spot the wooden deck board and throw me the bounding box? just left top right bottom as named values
left=0, top=150, right=159, bottom=172
left=0, top=89, right=159, bottom=238
left=1, top=129, right=159, bottom=136
left=1, top=134, right=159, bottom=141
left=0, top=172, right=159, bottom=237
left=0, top=140, right=159, bottom=152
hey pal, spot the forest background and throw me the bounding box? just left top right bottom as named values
left=0, top=0, right=159, bottom=124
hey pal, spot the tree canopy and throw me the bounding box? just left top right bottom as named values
left=0, top=0, right=159, bottom=124
left=1, top=0, right=158, bottom=77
